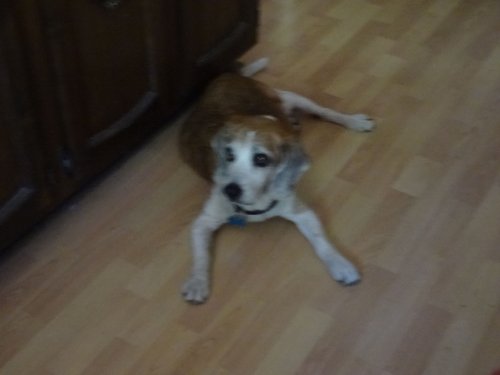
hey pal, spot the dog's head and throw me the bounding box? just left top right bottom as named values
left=211, top=115, right=310, bottom=206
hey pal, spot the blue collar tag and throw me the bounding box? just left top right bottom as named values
left=228, top=214, right=247, bottom=227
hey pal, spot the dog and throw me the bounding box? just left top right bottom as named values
left=179, top=58, right=374, bottom=304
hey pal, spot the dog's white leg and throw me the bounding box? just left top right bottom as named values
left=240, top=57, right=269, bottom=77
left=283, top=205, right=361, bottom=285
left=277, top=90, right=375, bottom=132
left=182, top=214, right=223, bottom=304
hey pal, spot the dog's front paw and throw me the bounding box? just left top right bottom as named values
left=182, top=276, right=210, bottom=304
left=346, top=114, right=375, bottom=132
left=329, top=258, right=361, bottom=286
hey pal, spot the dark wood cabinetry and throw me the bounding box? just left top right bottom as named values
left=179, top=0, right=258, bottom=95
left=0, top=6, right=50, bottom=248
left=0, top=0, right=258, bottom=251
left=43, top=0, right=182, bottom=180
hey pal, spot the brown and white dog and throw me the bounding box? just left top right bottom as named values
left=179, top=58, right=374, bottom=304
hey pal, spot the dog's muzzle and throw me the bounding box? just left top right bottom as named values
left=223, top=183, right=242, bottom=202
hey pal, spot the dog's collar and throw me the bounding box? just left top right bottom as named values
left=233, top=200, right=278, bottom=216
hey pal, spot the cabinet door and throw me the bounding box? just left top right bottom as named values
left=179, top=0, right=258, bottom=96
left=0, top=126, right=45, bottom=249
left=43, top=0, right=179, bottom=179
left=0, top=11, right=49, bottom=249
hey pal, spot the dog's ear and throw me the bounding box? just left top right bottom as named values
left=210, top=129, right=233, bottom=171
left=273, top=142, right=310, bottom=192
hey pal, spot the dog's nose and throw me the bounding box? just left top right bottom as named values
left=223, top=183, right=242, bottom=201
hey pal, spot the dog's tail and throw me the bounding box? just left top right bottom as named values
left=240, top=57, right=269, bottom=77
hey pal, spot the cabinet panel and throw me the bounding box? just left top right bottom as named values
left=179, top=0, right=258, bottom=95
left=0, top=8, right=48, bottom=248
left=44, top=0, right=179, bottom=178
left=68, top=1, right=158, bottom=144
left=0, top=127, right=35, bottom=230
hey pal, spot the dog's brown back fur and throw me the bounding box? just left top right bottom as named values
left=179, top=74, right=296, bottom=181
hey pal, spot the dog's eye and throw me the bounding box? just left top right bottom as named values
left=225, top=147, right=235, bottom=162
left=253, top=153, right=270, bottom=167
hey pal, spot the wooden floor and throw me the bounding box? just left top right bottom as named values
left=1, top=0, right=500, bottom=374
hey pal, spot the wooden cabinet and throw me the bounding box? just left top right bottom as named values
left=0, top=125, right=46, bottom=249
left=42, top=0, right=181, bottom=181
left=0, top=8, right=50, bottom=247
left=0, top=0, right=258, bottom=251
left=179, top=0, right=258, bottom=96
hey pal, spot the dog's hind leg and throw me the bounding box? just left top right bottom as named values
left=276, top=90, right=375, bottom=132
left=240, top=57, right=270, bottom=77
